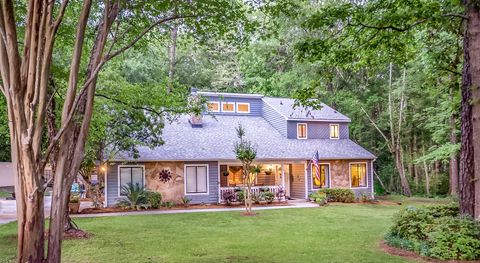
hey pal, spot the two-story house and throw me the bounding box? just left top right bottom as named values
left=105, top=91, right=376, bottom=206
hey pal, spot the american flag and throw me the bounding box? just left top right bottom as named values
left=312, top=150, right=321, bottom=184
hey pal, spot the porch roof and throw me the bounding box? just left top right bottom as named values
left=112, top=115, right=376, bottom=162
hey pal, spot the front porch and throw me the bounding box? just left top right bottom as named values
left=218, top=162, right=308, bottom=203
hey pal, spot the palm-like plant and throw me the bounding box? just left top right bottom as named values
left=118, top=183, right=147, bottom=210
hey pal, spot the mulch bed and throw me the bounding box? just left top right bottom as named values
left=379, top=241, right=479, bottom=263
left=63, top=229, right=90, bottom=240
left=79, top=202, right=291, bottom=214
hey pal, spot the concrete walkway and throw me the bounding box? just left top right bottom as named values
left=72, top=201, right=318, bottom=219
left=0, top=201, right=317, bottom=224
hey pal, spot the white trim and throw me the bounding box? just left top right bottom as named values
left=184, top=164, right=210, bottom=195
left=117, top=165, right=146, bottom=197
left=207, top=101, right=220, bottom=112
left=221, top=101, right=235, bottom=113
left=198, top=91, right=264, bottom=99
left=349, top=162, right=369, bottom=189
left=236, top=102, right=250, bottom=113
left=296, top=123, right=308, bottom=139
left=310, top=162, right=331, bottom=191
left=329, top=124, right=340, bottom=139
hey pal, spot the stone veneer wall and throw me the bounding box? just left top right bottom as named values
left=306, top=159, right=374, bottom=198
left=145, top=162, right=185, bottom=203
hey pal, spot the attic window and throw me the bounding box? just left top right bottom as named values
left=330, top=124, right=339, bottom=139
left=297, top=123, right=307, bottom=139
left=236, top=103, right=250, bottom=113
left=222, top=102, right=235, bottom=112
left=207, top=101, right=220, bottom=112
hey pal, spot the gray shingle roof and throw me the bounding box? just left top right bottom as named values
left=113, top=115, right=375, bottom=162
left=262, top=97, right=351, bottom=122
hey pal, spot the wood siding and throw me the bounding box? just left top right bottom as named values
left=286, top=121, right=349, bottom=139
left=263, top=102, right=287, bottom=137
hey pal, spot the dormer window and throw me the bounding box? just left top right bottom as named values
left=236, top=103, right=250, bottom=113
left=330, top=124, right=339, bottom=139
left=222, top=102, right=235, bottom=112
left=207, top=101, right=220, bottom=112
left=297, top=123, right=307, bottom=139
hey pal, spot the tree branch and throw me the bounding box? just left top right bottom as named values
left=361, top=107, right=393, bottom=152
left=52, top=0, right=69, bottom=34
left=105, top=15, right=187, bottom=61
left=95, top=93, right=164, bottom=117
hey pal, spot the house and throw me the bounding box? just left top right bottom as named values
left=104, top=91, right=376, bottom=206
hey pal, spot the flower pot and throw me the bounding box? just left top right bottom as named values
left=68, top=202, right=80, bottom=214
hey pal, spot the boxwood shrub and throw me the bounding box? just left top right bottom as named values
left=385, top=204, right=480, bottom=260
left=315, top=189, right=355, bottom=203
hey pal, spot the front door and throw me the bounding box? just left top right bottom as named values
left=289, top=163, right=306, bottom=199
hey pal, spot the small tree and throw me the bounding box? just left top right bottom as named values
left=234, top=124, right=257, bottom=215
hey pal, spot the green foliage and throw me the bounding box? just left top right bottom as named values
left=0, top=97, right=9, bottom=162
left=427, top=217, right=480, bottom=260
left=233, top=124, right=257, bottom=163
left=117, top=183, right=148, bottom=210
left=386, top=204, right=480, bottom=260
left=263, top=191, right=275, bottom=204
left=146, top=191, right=162, bottom=209
left=308, top=191, right=328, bottom=206
left=180, top=196, right=192, bottom=207
left=69, top=195, right=80, bottom=204
left=315, top=189, right=355, bottom=203
left=236, top=190, right=245, bottom=203
left=162, top=201, right=174, bottom=208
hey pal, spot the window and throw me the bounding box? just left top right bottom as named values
left=119, top=166, right=144, bottom=196
left=207, top=101, right=220, bottom=112
left=185, top=165, right=208, bottom=194
left=236, top=103, right=250, bottom=113
left=221, top=102, right=235, bottom=112
left=312, top=164, right=329, bottom=189
left=330, top=124, right=339, bottom=139
left=350, top=163, right=367, bottom=188
left=297, top=123, right=307, bottom=139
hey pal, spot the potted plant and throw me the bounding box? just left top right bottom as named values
left=68, top=195, right=81, bottom=214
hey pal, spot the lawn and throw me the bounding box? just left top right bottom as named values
left=0, top=201, right=443, bottom=263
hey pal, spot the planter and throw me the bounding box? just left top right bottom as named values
left=68, top=202, right=80, bottom=214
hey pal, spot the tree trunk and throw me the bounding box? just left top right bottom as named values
left=167, top=23, right=178, bottom=92
left=460, top=1, right=480, bottom=219
left=449, top=112, right=459, bottom=196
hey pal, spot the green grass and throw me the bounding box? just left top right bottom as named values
left=0, top=191, right=11, bottom=198
left=0, top=202, right=439, bottom=263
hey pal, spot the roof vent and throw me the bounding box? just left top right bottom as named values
left=189, top=114, right=203, bottom=128
left=280, top=101, right=283, bottom=105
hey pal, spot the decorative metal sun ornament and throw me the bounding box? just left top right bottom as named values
left=158, top=169, right=172, bottom=183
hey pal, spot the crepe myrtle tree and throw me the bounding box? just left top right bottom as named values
left=0, top=0, right=299, bottom=261
left=234, top=124, right=257, bottom=215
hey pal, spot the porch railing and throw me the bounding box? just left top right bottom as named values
left=219, top=185, right=281, bottom=203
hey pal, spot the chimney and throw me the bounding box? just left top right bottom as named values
left=189, top=114, right=203, bottom=128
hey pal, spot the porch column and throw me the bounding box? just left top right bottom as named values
left=281, top=162, right=286, bottom=201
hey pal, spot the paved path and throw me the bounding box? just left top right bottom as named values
left=0, top=201, right=317, bottom=224
left=72, top=201, right=318, bottom=219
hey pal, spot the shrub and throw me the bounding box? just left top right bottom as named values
left=263, top=191, right=275, bottom=204
left=146, top=191, right=162, bottom=209
left=315, top=189, right=355, bottom=203
left=180, top=196, right=192, bottom=207
left=427, top=216, right=480, bottom=260
left=236, top=190, right=245, bottom=203
left=69, top=195, right=80, bottom=203
left=385, top=204, right=480, bottom=260
left=252, top=192, right=264, bottom=204
left=222, top=190, right=236, bottom=205
left=117, top=183, right=148, bottom=210
left=162, top=201, right=174, bottom=208
left=308, top=191, right=327, bottom=206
